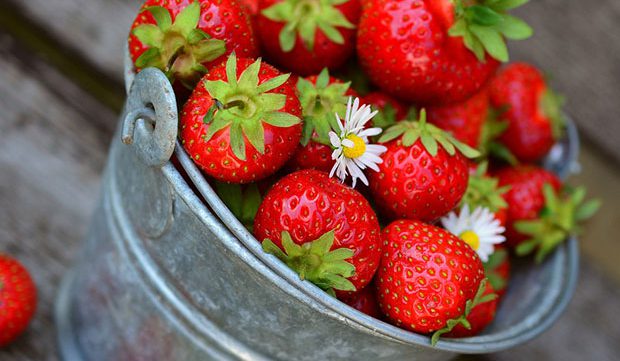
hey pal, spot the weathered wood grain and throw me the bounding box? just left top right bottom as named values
left=3, top=0, right=620, bottom=161
left=0, top=32, right=116, bottom=361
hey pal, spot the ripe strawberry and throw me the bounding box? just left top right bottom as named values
left=483, top=247, right=510, bottom=299
left=362, top=92, right=408, bottom=131
left=289, top=69, right=357, bottom=172
left=257, top=0, right=362, bottom=75
left=376, top=220, right=490, bottom=343
left=427, top=88, right=489, bottom=148
left=445, top=280, right=498, bottom=338
left=357, top=0, right=532, bottom=105
left=341, top=283, right=382, bottom=318
left=180, top=54, right=303, bottom=184
left=0, top=254, right=37, bottom=347
left=129, top=0, right=259, bottom=88
left=495, top=165, right=562, bottom=247
left=460, top=162, right=510, bottom=226
left=254, top=169, right=382, bottom=294
left=489, top=62, right=565, bottom=162
left=369, top=110, right=479, bottom=222
left=498, top=166, right=600, bottom=262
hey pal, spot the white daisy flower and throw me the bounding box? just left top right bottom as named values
left=328, top=97, right=387, bottom=188
left=441, top=205, right=506, bottom=262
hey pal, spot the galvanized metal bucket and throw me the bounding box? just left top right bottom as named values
left=56, top=64, right=580, bottom=360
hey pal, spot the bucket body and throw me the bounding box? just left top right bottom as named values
left=56, top=68, right=580, bottom=361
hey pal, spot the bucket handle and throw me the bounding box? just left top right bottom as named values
left=121, top=68, right=178, bottom=167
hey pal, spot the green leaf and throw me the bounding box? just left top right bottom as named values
left=310, top=230, right=335, bottom=255
left=470, top=25, right=508, bottom=62
left=241, top=118, right=265, bottom=154
left=451, top=137, right=481, bottom=158
left=145, top=6, right=172, bottom=31
left=323, top=248, right=355, bottom=262
left=279, top=28, right=297, bottom=52
left=435, top=135, right=456, bottom=156
left=226, top=53, right=238, bottom=85
left=241, top=184, right=262, bottom=223
left=192, top=38, right=226, bottom=62
left=214, top=181, right=243, bottom=216
left=317, top=22, right=345, bottom=45
left=132, top=24, right=164, bottom=47
left=187, top=28, right=209, bottom=44
left=402, top=129, right=420, bottom=147
left=135, top=47, right=162, bottom=68
left=420, top=134, right=438, bottom=157
left=575, top=199, right=601, bottom=221
left=467, top=5, right=504, bottom=26
left=494, top=15, right=533, bottom=40
left=204, top=112, right=231, bottom=141
left=237, top=58, right=262, bottom=90
left=262, top=239, right=288, bottom=260
left=490, top=0, right=530, bottom=11
left=315, top=68, right=330, bottom=89
left=204, top=79, right=230, bottom=100
left=256, top=73, right=291, bottom=93
left=171, top=1, right=201, bottom=37
left=263, top=112, right=302, bottom=127
left=515, top=239, right=538, bottom=256
left=299, top=19, right=317, bottom=50
left=229, top=121, right=246, bottom=160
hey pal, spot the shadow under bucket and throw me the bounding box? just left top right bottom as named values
left=55, top=66, right=580, bottom=361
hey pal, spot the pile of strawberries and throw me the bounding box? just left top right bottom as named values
left=127, top=0, right=599, bottom=344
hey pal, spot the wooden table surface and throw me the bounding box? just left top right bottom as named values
left=0, top=1, right=619, bottom=360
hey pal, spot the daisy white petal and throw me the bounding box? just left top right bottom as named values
left=441, top=205, right=506, bottom=262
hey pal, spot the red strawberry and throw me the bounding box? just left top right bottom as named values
left=254, top=169, right=382, bottom=294
left=460, top=162, right=510, bottom=227
left=257, top=0, right=361, bottom=75
left=362, top=92, right=409, bottom=130
left=445, top=280, right=498, bottom=338
left=289, top=69, right=358, bottom=172
left=495, top=165, right=562, bottom=247
left=0, top=254, right=37, bottom=347
left=239, top=0, right=259, bottom=16
left=489, top=63, right=565, bottom=162
left=427, top=88, right=489, bottom=148
left=483, top=247, right=510, bottom=299
left=369, top=110, right=479, bottom=222
left=497, top=165, right=600, bottom=261
left=341, top=283, right=382, bottom=318
left=180, top=54, right=303, bottom=184
left=129, top=0, right=259, bottom=88
left=376, top=220, right=489, bottom=343
left=357, top=0, right=532, bottom=105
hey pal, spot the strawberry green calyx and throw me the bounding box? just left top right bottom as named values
left=262, top=0, right=355, bottom=52
left=478, top=108, right=518, bottom=165
left=202, top=54, right=302, bottom=161
left=431, top=278, right=497, bottom=346
left=132, top=2, right=226, bottom=87
left=379, top=109, right=481, bottom=159
left=297, top=68, right=351, bottom=145
left=483, top=248, right=508, bottom=291
left=262, top=230, right=356, bottom=296
left=215, top=182, right=262, bottom=231
left=449, top=0, right=533, bottom=62
left=461, top=162, right=509, bottom=213
left=540, top=87, right=566, bottom=140
left=515, top=184, right=601, bottom=263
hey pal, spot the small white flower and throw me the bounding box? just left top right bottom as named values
left=328, top=97, right=387, bottom=188
left=441, top=205, right=506, bottom=262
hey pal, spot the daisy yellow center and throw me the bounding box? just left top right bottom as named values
left=460, top=230, right=480, bottom=250
left=342, top=134, right=366, bottom=159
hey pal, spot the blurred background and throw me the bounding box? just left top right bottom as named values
left=0, top=0, right=618, bottom=360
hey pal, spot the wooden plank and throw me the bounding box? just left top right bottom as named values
left=1, top=0, right=140, bottom=84
left=0, top=31, right=115, bottom=360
